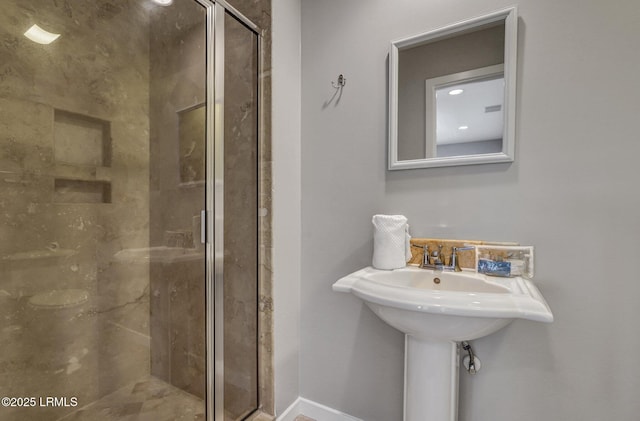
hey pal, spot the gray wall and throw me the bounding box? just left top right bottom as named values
left=300, top=0, right=640, bottom=420
left=273, top=0, right=302, bottom=415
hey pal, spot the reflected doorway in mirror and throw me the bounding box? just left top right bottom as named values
left=388, top=7, right=518, bottom=169
left=429, top=64, right=504, bottom=158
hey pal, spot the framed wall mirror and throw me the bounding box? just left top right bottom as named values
left=388, top=7, right=517, bottom=170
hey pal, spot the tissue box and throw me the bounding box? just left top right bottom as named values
left=475, top=245, right=534, bottom=278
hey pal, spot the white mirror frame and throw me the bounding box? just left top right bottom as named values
left=388, top=7, right=518, bottom=170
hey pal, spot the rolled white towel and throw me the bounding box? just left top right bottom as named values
left=405, top=225, right=412, bottom=261
left=372, top=214, right=411, bottom=270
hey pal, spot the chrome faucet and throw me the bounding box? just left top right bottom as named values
left=450, top=246, right=475, bottom=272
left=420, top=244, right=445, bottom=270
left=420, top=244, right=475, bottom=272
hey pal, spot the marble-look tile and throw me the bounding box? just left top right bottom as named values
left=408, top=238, right=518, bottom=269
left=58, top=376, right=204, bottom=421
left=1, top=2, right=152, bottom=419
left=0, top=0, right=274, bottom=419
left=246, top=411, right=275, bottom=421
left=220, top=9, right=264, bottom=420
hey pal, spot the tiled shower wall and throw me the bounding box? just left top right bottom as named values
left=0, top=1, right=273, bottom=420
left=227, top=0, right=274, bottom=415
left=0, top=2, right=152, bottom=419
left=148, top=1, right=207, bottom=399
left=148, top=0, right=274, bottom=416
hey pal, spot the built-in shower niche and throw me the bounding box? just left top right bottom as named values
left=54, top=109, right=112, bottom=167
left=52, top=109, right=113, bottom=204
left=53, top=178, right=112, bottom=203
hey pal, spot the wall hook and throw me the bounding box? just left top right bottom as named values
left=331, top=74, right=346, bottom=89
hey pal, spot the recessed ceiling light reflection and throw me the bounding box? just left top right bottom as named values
left=458, top=125, right=469, bottom=130
left=448, top=89, right=464, bottom=96
left=152, top=0, right=173, bottom=5
left=24, top=24, right=61, bottom=45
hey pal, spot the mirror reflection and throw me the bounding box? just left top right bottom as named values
left=433, top=68, right=504, bottom=158
left=389, top=8, right=517, bottom=169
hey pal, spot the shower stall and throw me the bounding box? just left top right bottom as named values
left=0, top=1, right=267, bottom=420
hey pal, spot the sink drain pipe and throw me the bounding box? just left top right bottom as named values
left=461, top=341, right=481, bottom=374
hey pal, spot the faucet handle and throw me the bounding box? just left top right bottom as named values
left=422, top=245, right=430, bottom=265
left=453, top=246, right=475, bottom=253
left=451, top=246, right=476, bottom=271
left=428, top=244, right=443, bottom=265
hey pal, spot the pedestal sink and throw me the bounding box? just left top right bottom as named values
left=333, top=266, right=553, bottom=421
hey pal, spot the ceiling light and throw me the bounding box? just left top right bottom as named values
left=24, top=24, right=60, bottom=45
left=152, top=0, right=173, bottom=5
left=458, top=126, right=469, bottom=130
left=448, top=89, right=464, bottom=96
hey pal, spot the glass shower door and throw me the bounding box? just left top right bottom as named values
left=220, top=9, right=260, bottom=421
left=148, top=0, right=208, bottom=411
left=0, top=1, right=208, bottom=420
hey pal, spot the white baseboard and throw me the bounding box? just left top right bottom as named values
left=277, top=397, right=363, bottom=421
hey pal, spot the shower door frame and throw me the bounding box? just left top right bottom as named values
left=197, top=1, right=264, bottom=421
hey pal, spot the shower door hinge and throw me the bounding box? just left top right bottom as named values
left=201, top=210, right=206, bottom=244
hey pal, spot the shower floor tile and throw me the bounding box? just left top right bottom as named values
left=58, top=376, right=204, bottom=421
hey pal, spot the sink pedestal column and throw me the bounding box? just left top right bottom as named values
left=404, top=336, right=459, bottom=421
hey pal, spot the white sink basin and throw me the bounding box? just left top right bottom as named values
left=333, top=265, right=552, bottom=341
left=333, top=265, right=554, bottom=421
